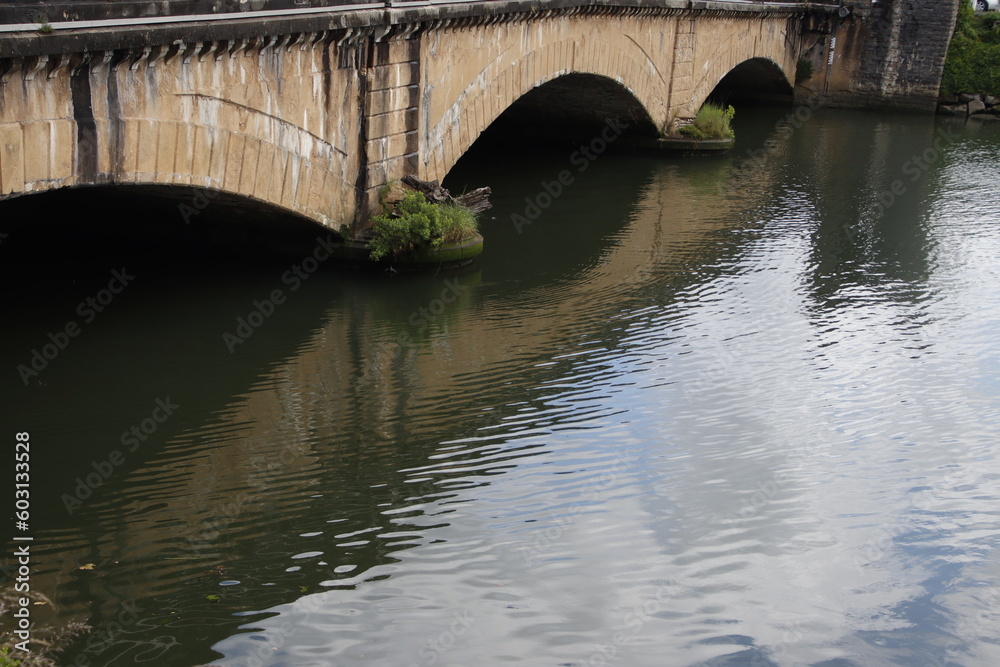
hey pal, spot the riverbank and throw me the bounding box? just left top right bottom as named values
left=937, top=92, right=1000, bottom=118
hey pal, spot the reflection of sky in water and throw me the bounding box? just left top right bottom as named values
left=4, top=111, right=996, bottom=667
left=208, top=117, right=1000, bottom=666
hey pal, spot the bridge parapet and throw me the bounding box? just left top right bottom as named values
left=0, top=0, right=837, bottom=28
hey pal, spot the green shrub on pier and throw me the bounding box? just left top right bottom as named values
left=367, top=192, right=478, bottom=261
left=678, top=103, right=736, bottom=140
left=941, top=2, right=1000, bottom=95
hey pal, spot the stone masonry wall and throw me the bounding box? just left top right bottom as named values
left=826, top=0, right=960, bottom=110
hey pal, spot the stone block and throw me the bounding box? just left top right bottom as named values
left=367, top=86, right=419, bottom=115
left=22, top=121, right=51, bottom=184
left=369, top=63, right=419, bottom=92
left=368, top=108, right=418, bottom=140
left=0, top=123, right=24, bottom=195
left=224, top=133, right=246, bottom=192
left=172, top=123, right=195, bottom=185
left=207, top=128, right=229, bottom=189
left=155, top=121, right=178, bottom=181
left=135, top=120, right=158, bottom=177
left=280, top=153, right=300, bottom=210
left=366, top=131, right=418, bottom=164
left=968, top=99, right=986, bottom=115
left=386, top=38, right=420, bottom=65
left=239, top=137, right=260, bottom=195
left=937, top=103, right=966, bottom=116
left=51, top=119, right=74, bottom=182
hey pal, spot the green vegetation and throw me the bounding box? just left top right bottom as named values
left=678, top=103, right=736, bottom=140
left=34, top=13, right=52, bottom=34
left=367, top=191, right=478, bottom=261
left=941, top=2, right=1000, bottom=95
left=795, top=56, right=814, bottom=85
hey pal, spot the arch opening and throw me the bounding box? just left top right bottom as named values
left=456, top=73, right=659, bottom=162
left=0, top=185, right=337, bottom=276
left=707, top=57, right=794, bottom=107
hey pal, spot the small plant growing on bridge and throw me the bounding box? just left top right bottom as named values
left=678, top=102, right=736, bottom=141
left=367, top=191, right=478, bottom=261
left=34, top=13, right=53, bottom=34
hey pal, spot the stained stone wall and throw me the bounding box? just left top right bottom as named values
left=2, top=0, right=953, bottom=233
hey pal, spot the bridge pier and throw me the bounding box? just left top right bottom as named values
left=361, top=34, right=422, bottom=225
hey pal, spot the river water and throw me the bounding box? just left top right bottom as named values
left=2, top=107, right=1000, bottom=666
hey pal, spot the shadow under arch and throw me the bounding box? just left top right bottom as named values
left=442, top=73, right=660, bottom=282
left=448, top=72, right=660, bottom=163
left=706, top=57, right=794, bottom=107
left=0, top=184, right=339, bottom=277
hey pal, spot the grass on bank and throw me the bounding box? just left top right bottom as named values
left=367, top=191, right=478, bottom=261
left=941, top=3, right=1000, bottom=95
left=678, top=103, right=736, bottom=141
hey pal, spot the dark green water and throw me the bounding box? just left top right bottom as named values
left=2, top=107, right=999, bottom=666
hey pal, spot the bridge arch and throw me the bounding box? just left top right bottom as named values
left=0, top=182, right=328, bottom=252
left=706, top=57, right=794, bottom=106
left=0, top=43, right=360, bottom=232
left=449, top=72, right=660, bottom=166
left=688, top=52, right=795, bottom=118
left=1, top=2, right=821, bottom=234
left=421, top=29, right=671, bottom=183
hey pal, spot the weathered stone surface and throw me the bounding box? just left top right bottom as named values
left=960, top=93, right=983, bottom=103
left=0, top=0, right=947, bottom=232
left=969, top=99, right=987, bottom=114
left=986, top=95, right=1000, bottom=106
left=819, top=0, right=961, bottom=112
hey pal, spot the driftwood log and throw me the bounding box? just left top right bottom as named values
left=401, top=175, right=492, bottom=214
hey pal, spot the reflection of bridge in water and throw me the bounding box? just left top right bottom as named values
left=8, top=108, right=956, bottom=665
left=0, top=0, right=955, bottom=232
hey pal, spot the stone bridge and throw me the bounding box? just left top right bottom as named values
left=0, top=0, right=955, bottom=234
